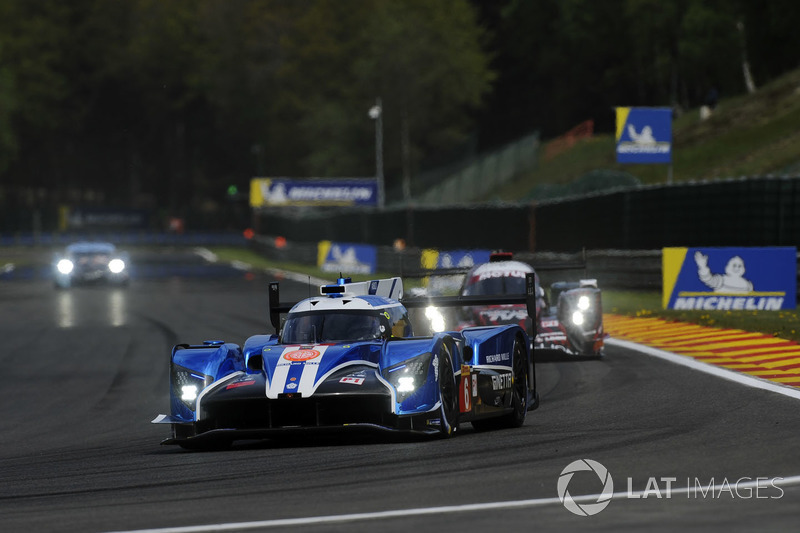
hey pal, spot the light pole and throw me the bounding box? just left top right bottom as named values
left=369, top=97, right=385, bottom=209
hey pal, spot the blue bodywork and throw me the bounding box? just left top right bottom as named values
left=153, top=278, right=539, bottom=448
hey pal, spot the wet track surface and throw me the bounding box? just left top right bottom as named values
left=1, top=249, right=799, bottom=532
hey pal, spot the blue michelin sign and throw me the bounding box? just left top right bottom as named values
left=663, top=247, right=797, bottom=310
left=616, top=107, right=672, bottom=164
left=251, top=178, right=377, bottom=207
left=318, top=241, right=377, bottom=275
left=422, top=249, right=491, bottom=270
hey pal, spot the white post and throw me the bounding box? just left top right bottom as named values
left=369, top=98, right=385, bottom=209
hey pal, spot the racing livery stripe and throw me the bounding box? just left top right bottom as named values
left=267, top=345, right=330, bottom=398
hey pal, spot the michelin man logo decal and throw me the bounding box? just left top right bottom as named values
left=694, top=251, right=753, bottom=293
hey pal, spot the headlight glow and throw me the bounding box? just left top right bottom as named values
left=385, top=353, right=432, bottom=401
left=57, top=259, right=74, bottom=275
left=173, top=365, right=213, bottom=410
left=425, top=306, right=446, bottom=333
left=572, top=310, right=585, bottom=325
left=181, top=385, right=198, bottom=401
left=108, top=258, right=126, bottom=274
left=397, top=376, right=415, bottom=392
left=577, top=295, right=591, bottom=311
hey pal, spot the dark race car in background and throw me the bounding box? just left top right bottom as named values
left=421, top=252, right=605, bottom=357
left=153, top=275, right=540, bottom=450
left=53, top=241, right=130, bottom=288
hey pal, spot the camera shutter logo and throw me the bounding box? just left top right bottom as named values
left=557, top=459, right=614, bottom=516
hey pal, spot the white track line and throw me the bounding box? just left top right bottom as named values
left=107, top=475, right=800, bottom=532
left=606, top=337, right=800, bottom=401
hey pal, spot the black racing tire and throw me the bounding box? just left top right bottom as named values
left=437, top=340, right=459, bottom=438
left=505, top=335, right=529, bottom=427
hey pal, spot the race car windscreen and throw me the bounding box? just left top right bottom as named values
left=281, top=311, right=383, bottom=343
left=463, top=275, right=527, bottom=296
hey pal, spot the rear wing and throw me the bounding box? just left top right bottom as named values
left=268, top=272, right=539, bottom=334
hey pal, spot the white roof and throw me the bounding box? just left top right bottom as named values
left=290, top=295, right=401, bottom=313
left=471, top=260, right=534, bottom=278
left=289, top=277, right=405, bottom=314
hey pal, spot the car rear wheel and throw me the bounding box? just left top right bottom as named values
left=437, top=340, right=459, bottom=437
left=505, top=336, right=528, bottom=427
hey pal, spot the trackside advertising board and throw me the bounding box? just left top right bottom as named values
left=421, top=249, right=492, bottom=271
left=615, top=107, right=672, bottom=164
left=318, top=241, right=377, bottom=275
left=250, top=178, right=378, bottom=207
left=663, top=247, right=797, bottom=310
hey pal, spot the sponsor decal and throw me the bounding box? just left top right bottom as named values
left=284, top=349, right=321, bottom=361
left=477, top=270, right=529, bottom=281
left=340, top=376, right=365, bottom=385
left=226, top=379, right=256, bottom=390
left=485, top=352, right=510, bottom=364
left=491, top=373, right=512, bottom=391
left=481, top=308, right=527, bottom=322
left=538, top=332, right=567, bottom=341
left=267, top=345, right=331, bottom=399
left=541, top=320, right=559, bottom=328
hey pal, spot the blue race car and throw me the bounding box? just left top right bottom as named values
left=53, top=241, right=130, bottom=288
left=152, top=276, right=539, bottom=449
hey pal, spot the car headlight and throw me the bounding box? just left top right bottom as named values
left=108, top=258, right=126, bottom=274
left=577, top=295, right=591, bottom=311
left=425, top=306, right=446, bottom=333
left=385, top=353, right=432, bottom=401
left=172, top=365, right=214, bottom=411
left=572, top=310, right=585, bottom=325
left=57, top=259, right=74, bottom=275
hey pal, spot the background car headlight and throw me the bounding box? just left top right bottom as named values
left=425, top=306, right=446, bottom=333
left=108, top=258, right=126, bottom=274
left=577, top=295, right=591, bottom=310
left=572, top=310, right=585, bottom=325
left=56, top=259, right=74, bottom=275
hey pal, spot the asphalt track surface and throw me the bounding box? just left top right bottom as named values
left=1, top=249, right=799, bottom=532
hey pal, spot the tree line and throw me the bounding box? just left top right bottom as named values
left=0, top=0, right=797, bottom=229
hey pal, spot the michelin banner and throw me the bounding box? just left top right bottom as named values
left=421, top=249, right=492, bottom=271
left=616, top=107, right=672, bottom=164
left=250, top=178, right=378, bottom=207
left=663, top=247, right=797, bottom=310
left=318, top=241, right=377, bottom=275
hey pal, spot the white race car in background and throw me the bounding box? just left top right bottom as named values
left=53, top=241, right=130, bottom=288
left=420, top=252, right=605, bottom=357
